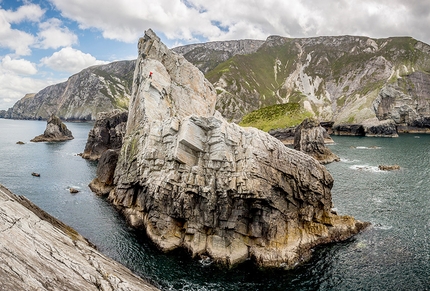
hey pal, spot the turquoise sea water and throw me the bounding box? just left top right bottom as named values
left=0, top=118, right=429, bottom=290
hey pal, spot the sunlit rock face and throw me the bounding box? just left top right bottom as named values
left=108, top=29, right=368, bottom=268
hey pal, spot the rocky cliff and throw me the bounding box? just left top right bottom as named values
left=179, top=35, right=430, bottom=135
left=172, top=39, right=265, bottom=74
left=6, top=60, right=135, bottom=121
left=0, top=184, right=158, bottom=291
left=106, top=29, right=368, bottom=269
left=82, top=109, right=128, bottom=160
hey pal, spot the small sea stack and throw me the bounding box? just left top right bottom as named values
left=31, top=114, right=74, bottom=142
left=294, top=118, right=340, bottom=164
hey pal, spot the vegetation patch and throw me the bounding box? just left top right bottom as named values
left=239, top=103, right=312, bottom=131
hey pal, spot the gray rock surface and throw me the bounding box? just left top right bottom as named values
left=89, top=149, right=120, bottom=196
left=31, top=114, right=74, bottom=142
left=0, top=184, right=159, bottom=291
left=294, top=118, right=340, bottom=164
left=82, top=109, right=128, bottom=160
left=107, top=29, right=368, bottom=269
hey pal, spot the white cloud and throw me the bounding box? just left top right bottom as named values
left=0, top=73, right=55, bottom=109
left=51, top=0, right=430, bottom=45
left=0, top=3, right=45, bottom=55
left=50, top=0, right=221, bottom=43
left=40, top=47, right=108, bottom=74
left=1, top=56, right=38, bottom=75
left=2, top=3, right=44, bottom=23
left=37, top=18, right=78, bottom=49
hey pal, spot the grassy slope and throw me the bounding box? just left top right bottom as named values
left=204, top=36, right=430, bottom=130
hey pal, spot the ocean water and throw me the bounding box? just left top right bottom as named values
left=0, top=118, right=429, bottom=290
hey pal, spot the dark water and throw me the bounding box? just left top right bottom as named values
left=1, top=119, right=429, bottom=290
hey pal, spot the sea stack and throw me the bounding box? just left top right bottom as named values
left=31, top=114, right=73, bottom=142
left=82, top=109, right=128, bottom=161
left=294, top=118, right=340, bottom=164
left=105, top=29, right=368, bottom=268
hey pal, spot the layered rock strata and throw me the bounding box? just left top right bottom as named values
left=107, top=29, right=368, bottom=268
left=0, top=184, right=158, bottom=291
left=82, top=109, right=128, bottom=160
left=294, top=119, right=340, bottom=164
left=31, top=114, right=74, bottom=142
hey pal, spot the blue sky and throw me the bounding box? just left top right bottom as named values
left=1, top=0, right=430, bottom=110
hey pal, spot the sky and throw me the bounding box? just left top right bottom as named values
left=1, top=0, right=430, bottom=110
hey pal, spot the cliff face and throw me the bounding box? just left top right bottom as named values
left=172, top=39, right=265, bottom=74
left=178, top=36, right=430, bottom=135
left=0, top=184, right=158, bottom=291
left=7, top=60, right=135, bottom=121
left=107, top=29, right=368, bottom=268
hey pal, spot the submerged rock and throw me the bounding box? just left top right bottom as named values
left=31, top=114, right=73, bottom=142
left=0, top=184, right=159, bottom=291
left=294, top=118, right=340, bottom=164
left=379, top=164, right=400, bottom=171
left=105, top=29, right=368, bottom=268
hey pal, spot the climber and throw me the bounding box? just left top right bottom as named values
left=149, top=71, right=153, bottom=79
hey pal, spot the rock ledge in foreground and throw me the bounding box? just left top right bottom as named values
left=0, top=184, right=159, bottom=291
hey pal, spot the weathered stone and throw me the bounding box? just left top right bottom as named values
left=69, top=188, right=79, bottom=193
left=0, top=184, right=159, bottom=291
left=294, top=118, right=340, bottom=164
left=107, top=29, right=368, bottom=269
left=89, top=149, right=119, bottom=196
left=82, top=109, right=128, bottom=160
left=378, top=164, right=400, bottom=171
left=31, top=114, right=73, bottom=142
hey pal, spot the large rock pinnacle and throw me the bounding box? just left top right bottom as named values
left=107, top=29, right=368, bottom=268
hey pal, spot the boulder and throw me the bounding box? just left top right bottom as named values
left=294, top=118, right=340, bottom=164
left=82, top=110, right=128, bottom=160
left=106, top=29, right=368, bottom=269
left=379, top=164, right=400, bottom=171
left=69, top=187, right=79, bottom=194
left=0, top=184, right=158, bottom=291
left=31, top=114, right=73, bottom=142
